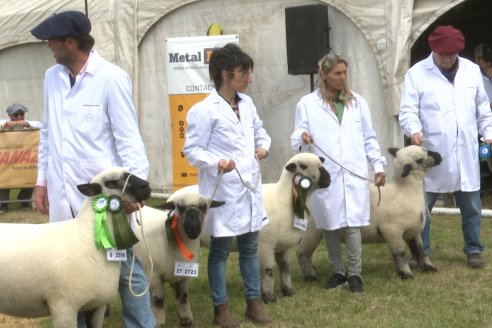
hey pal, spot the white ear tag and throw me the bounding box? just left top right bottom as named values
left=293, top=215, right=308, bottom=231
left=174, top=261, right=199, bottom=277
left=107, top=249, right=127, bottom=261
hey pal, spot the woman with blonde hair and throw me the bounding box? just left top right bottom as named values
left=291, top=53, right=386, bottom=293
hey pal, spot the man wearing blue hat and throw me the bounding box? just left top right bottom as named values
left=31, top=10, right=156, bottom=328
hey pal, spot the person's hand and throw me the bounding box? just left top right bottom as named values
left=411, top=132, right=423, bottom=145
left=33, top=186, right=49, bottom=214
left=484, top=139, right=492, bottom=146
left=302, top=132, right=313, bottom=145
left=375, top=172, right=386, bottom=187
left=123, top=200, right=145, bottom=214
left=218, top=159, right=236, bottom=173
left=255, top=148, right=269, bottom=160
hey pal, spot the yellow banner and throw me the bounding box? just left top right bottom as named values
left=0, top=130, right=39, bottom=188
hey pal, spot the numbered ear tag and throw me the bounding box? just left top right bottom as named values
left=293, top=215, right=308, bottom=231
left=107, top=249, right=127, bottom=261
left=174, top=261, right=199, bottom=278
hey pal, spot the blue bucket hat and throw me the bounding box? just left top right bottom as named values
left=31, top=11, right=91, bottom=40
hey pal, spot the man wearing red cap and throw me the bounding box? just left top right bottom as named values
left=399, top=25, right=492, bottom=269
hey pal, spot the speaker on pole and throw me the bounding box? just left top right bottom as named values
left=285, top=4, right=330, bottom=76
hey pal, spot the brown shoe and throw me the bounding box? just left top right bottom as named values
left=214, top=303, right=240, bottom=328
left=245, top=298, right=273, bottom=325
left=467, top=253, right=485, bottom=269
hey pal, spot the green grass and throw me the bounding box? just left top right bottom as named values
left=2, top=198, right=492, bottom=327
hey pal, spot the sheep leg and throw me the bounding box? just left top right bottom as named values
left=380, top=230, right=414, bottom=279
left=275, top=249, right=295, bottom=297
left=85, top=305, right=106, bottom=328
left=173, top=279, right=193, bottom=328
left=260, top=247, right=277, bottom=303
left=49, top=301, right=78, bottom=328
left=296, top=228, right=323, bottom=282
left=406, top=236, right=437, bottom=273
left=149, top=274, right=167, bottom=328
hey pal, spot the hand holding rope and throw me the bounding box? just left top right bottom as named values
left=302, top=132, right=385, bottom=205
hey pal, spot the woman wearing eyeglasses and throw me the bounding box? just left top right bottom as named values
left=290, top=53, right=386, bottom=293
left=183, top=43, right=272, bottom=327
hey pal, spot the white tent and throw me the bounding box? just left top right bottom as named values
left=0, top=0, right=487, bottom=192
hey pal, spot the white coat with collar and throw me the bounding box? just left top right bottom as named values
left=399, top=54, right=492, bottom=193
left=290, top=90, right=386, bottom=231
left=37, top=50, right=149, bottom=222
left=183, top=89, right=271, bottom=237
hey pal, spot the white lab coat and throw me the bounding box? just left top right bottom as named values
left=290, top=90, right=386, bottom=231
left=399, top=54, right=492, bottom=193
left=183, top=89, right=271, bottom=237
left=37, top=50, right=149, bottom=222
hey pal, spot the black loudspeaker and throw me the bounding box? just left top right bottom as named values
left=285, top=4, right=330, bottom=75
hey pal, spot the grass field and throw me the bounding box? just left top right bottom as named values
left=1, top=197, right=492, bottom=327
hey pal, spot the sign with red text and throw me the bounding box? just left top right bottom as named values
left=0, top=130, right=39, bottom=188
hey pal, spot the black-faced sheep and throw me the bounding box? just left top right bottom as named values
left=176, top=153, right=331, bottom=303
left=135, top=193, right=224, bottom=328
left=0, top=167, right=151, bottom=328
left=296, top=145, right=442, bottom=280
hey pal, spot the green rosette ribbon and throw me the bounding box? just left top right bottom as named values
left=108, top=195, right=140, bottom=250
left=292, top=175, right=312, bottom=219
left=93, top=195, right=116, bottom=250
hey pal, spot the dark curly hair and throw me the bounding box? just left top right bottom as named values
left=209, top=43, right=254, bottom=89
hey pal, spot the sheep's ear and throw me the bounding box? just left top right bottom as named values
left=318, top=157, right=325, bottom=163
left=77, top=183, right=103, bottom=196
left=388, top=147, right=399, bottom=157
left=285, top=163, right=297, bottom=173
left=401, top=164, right=412, bottom=177
left=209, top=200, right=225, bottom=208
left=161, top=201, right=176, bottom=211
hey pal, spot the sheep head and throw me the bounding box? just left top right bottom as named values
left=77, top=167, right=151, bottom=203
left=388, top=145, right=442, bottom=178
left=284, top=153, right=331, bottom=190
left=162, top=193, right=224, bottom=239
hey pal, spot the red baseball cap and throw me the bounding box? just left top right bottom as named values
left=428, top=25, right=465, bottom=54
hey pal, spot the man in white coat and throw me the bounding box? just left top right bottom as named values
left=400, top=25, right=492, bottom=269
left=30, top=11, right=156, bottom=327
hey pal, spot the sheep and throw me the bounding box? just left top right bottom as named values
left=0, top=167, right=151, bottom=328
left=135, top=193, right=224, bottom=328
left=296, top=145, right=442, bottom=281
left=174, top=153, right=331, bottom=303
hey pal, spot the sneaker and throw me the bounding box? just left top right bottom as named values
left=324, top=273, right=347, bottom=289
left=467, top=253, right=485, bottom=269
left=347, top=275, right=364, bottom=293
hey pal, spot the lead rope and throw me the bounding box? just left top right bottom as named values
left=120, top=173, right=153, bottom=297
left=207, top=154, right=261, bottom=208
left=308, top=141, right=382, bottom=205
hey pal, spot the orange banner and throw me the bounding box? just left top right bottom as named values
left=169, top=94, right=207, bottom=190
left=0, top=130, right=39, bottom=188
